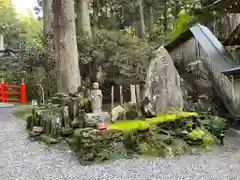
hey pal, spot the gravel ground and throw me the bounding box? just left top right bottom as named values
left=1, top=107, right=240, bottom=180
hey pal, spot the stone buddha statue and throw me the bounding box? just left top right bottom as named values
left=90, top=82, right=103, bottom=113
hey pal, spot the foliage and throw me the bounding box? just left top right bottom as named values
left=1, top=0, right=216, bottom=99
left=202, top=133, right=214, bottom=146
left=78, top=29, right=154, bottom=83
left=0, top=1, right=42, bottom=50
left=18, top=11, right=43, bottom=50
left=187, top=128, right=214, bottom=147
left=187, top=128, right=205, bottom=139
left=199, top=115, right=226, bottom=137
left=170, top=10, right=194, bottom=37
left=0, top=0, right=18, bottom=41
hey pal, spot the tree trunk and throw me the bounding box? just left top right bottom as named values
left=52, top=0, right=81, bottom=93
left=149, top=6, right=153, bottom=30
left=163, top=0, right=168, bottom=32
left=138, top=0, right=146, bottom=38
left=76, top=0, right=92, bottom=39
left=43, top=0, right=53, bottom=35
left=92, top=0, right=100, bottom=38
left=43, top=0, right=53, bottom=98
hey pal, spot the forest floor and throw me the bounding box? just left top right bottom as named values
left=1, top=106, right=240, bottom=180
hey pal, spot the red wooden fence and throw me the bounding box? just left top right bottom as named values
left=0, top=78, right=26, bottom=103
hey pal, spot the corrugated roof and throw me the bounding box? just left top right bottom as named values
left=222, top=66, right=240, bottom=75
left=165, top=24, right=237, bottom=73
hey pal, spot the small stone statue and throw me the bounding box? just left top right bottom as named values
left=77, top=85, right=85, bottom=97
left=90, top=82, right=103, bottom=113
left=141, top=97, right=156, bottom=118
left=63, top=106, right=70, bottom=128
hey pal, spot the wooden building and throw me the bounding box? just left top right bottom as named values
left=201, top=0, right=240, bottom=44
left=223, top=66, right=240, bottom=101
left=224, top=23, right=240, bottom=46
left=164, top=23, right=240, bottom=117
left=202, top=0, right=240, bottom=13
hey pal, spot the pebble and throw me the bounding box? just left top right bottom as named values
left=0, top=108, right=240, bottom=180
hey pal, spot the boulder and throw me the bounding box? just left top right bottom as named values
left=111, top=105, right=125, bottom=122
left=144, top=46, right=183, bottom=113
left=61, top=127, right=74, bottom=137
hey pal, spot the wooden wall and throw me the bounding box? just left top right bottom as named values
left=167, top=36, right=240, bottom=116
left=170, top=37, right=209, bottom=64
left=234, top=78, right=240, bottom=101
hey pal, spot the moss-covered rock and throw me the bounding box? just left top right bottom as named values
left=27, top=107, right=220, bottom=165
left=72, top=128, right=127, bottom=164
left=126, top=110, right=138, bottom=120
left=61, top=127, right=74, bottom=137
left=40, top=135, right=60, bottom=144
left=28, top=131, right=40, bottom=138
left=26, top=115, right=33, bottom=130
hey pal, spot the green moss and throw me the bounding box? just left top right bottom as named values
left=13, top=106, right=33, bottom=120
left=108, top=120, right=149, bottom=132
left=73, top=128, right=84, bottom=137
left=139, top=142, right=150, bottom=153
left=65, top=137, right=77, bottom=146
left=177, top=111, right=198, bottom=118
left=76, top=98, right=89, bottom=103
left=170, top=139, right=189, bottom=155
left=202, top=133, right=214, bottom=147
left=108, top=111, right=198, bottom=132
left=187, top=128, right=205, bottom=140
left=146, top=111, right=198, bottom=124
left=187, top=128, right=214, bottom=148
left=40, top=134, right=59, bottom=144
left=146, top=114, right=177, bottom=124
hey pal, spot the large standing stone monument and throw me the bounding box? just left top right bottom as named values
left=144, top=46, right=183, bottom=113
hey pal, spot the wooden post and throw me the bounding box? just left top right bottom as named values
left=20, top=81, right=26, bottom=104
left=1, top=78, right=5, bottom=102
left=135, top=84, right=141, bottom=110
left=130, top=84, right=137, bottom=104
left=111, top=85, right=114, bottom=109
left=231, top=75, right=235, bottom=101
left=120, top=85, right=123, bottom=106
left=0, top=35, right=4, bottom=50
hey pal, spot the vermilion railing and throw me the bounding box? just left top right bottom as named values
left=0, top=78, right=26, bottom=103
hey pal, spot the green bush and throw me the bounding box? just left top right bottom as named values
left=199, top=115, right=226, bottom=137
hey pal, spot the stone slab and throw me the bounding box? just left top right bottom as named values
left=85, top=112, right=109, bottom=126
left=32, top=126, right=43, bottom=133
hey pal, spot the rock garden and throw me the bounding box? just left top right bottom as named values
left=26, top=81, right=226, bottom=165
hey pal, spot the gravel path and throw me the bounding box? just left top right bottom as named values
left=1, top=107, right=240, bottom=180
